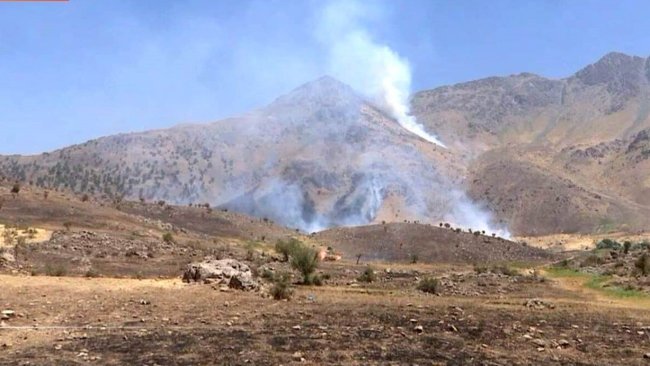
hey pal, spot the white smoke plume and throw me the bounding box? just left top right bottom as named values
left=316, top=0, right=446, bottom=147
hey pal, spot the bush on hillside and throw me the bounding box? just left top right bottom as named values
left=596, top=238, right=622, bottom=250
left=358, top=266, right=377, bottom=283
left=417, top=277, right=440, bottom=294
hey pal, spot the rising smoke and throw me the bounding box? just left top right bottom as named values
left=316, top=0, right=445, bottom=147
left=154, top=0, right=509, bottom=238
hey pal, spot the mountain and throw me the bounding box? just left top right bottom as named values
left=0, top=76, right=473, bottom=233
left=411, top=52, right=650, bottom=235
left=2, top=53, right=650, bottom=236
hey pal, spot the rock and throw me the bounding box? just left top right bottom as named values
left=414, top=325, right=424, bottom=333
left=0, top=251, right=15, bottom=265
left=292, top=352, right=305, bottom=362
left=559, top=339, right=570, bottom=348
left=643, top=353, right=650, bottom=359
left=532, top=339, right=546, bottom=347
left=292, top=325, right=302, bottom=331
left=182, top=259, right=258, bottom=290
left=1, top=310, right=15, bottom=320
left=524, top=298, right=555, bottom=309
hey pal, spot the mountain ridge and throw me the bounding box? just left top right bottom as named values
left=1, top=51, right=649, bottom=236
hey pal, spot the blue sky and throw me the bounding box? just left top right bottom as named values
left=1, top=0, right=649, bottom=154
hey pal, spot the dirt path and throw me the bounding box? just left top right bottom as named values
left=541, top=269, right=650, bottom=311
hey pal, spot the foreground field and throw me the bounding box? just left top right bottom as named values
left=2, top=266, right=650, bottom=366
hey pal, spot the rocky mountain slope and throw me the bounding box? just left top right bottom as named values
left=0, top=77, right=470, bottom=233
left=412, top=52, right=650, bottom=235
left=1, top=53, right=649, bottom=236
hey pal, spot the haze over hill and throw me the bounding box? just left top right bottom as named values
left=1, top=52, right=650, bottom=236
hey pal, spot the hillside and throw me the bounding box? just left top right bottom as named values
left=0, top=77, right=475, bottom=233
left=1, top=53, right=650, bottom=236
left=412, top=52, right=650, bottom=234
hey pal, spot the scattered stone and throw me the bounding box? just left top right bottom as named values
left=643, top=353, right=650, bottom=359
left=414, top=325, right=424, bottom=333
left=292, top=325, right=302, bottom=331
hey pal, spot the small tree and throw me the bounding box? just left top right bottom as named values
left=11, top=183, right=20, bottom=198
left=43, top=191, right=49, bottom=200
left=355, top=253, right=363, bottom=265
left=290, top=244, right=319, bottom=284
left=81, top=194, right=89, bottom=202
left=63, top=222, right=72, bottom=231
left=410, top=253, right=419, bottom=264
left=623, top=241, right=632, bottom=255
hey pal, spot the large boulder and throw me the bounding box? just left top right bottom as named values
left=182, top=259, right=258, bottom=290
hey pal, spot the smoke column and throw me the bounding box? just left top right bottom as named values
left=316, top=0, right=445, bottom=147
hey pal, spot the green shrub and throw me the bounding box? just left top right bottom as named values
left=596, top=238, right=622, bottom=250
left=270, top=272, right=292, bottom=300
left=290, top=244, right=319, bottom=285
left=358, top=266, right=377, bottom=283
left=417, top=277, right=440, bottom=294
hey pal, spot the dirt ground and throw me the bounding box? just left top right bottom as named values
left=2, top=262, right=650, bottom=366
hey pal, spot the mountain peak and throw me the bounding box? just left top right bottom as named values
left=574, top=51, right=647, bottom=87
left=268, top=76, right=363, bottom=109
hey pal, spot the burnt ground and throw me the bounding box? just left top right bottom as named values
left=1, top=272, right=650, bottom=366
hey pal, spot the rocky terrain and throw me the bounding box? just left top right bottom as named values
left=412, top=52, right=650, bottom=235
left=1, top=52, right=648, bottom=236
